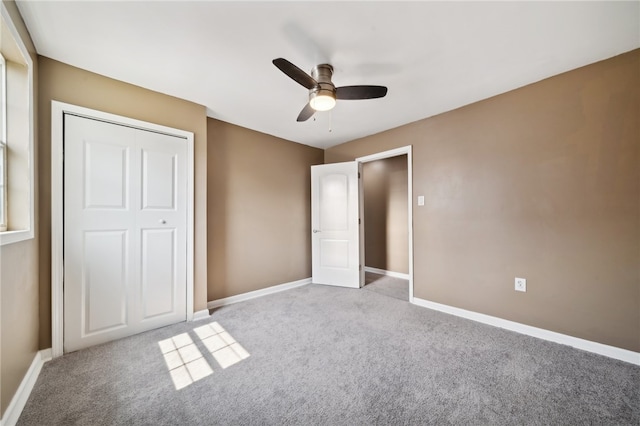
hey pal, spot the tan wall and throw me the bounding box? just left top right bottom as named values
left=0, top=0, right=39, bottom=416
left=1, top=239, right=39, bottom=415
left=363, top=155, right=408, bottom=274
left=326, top=50, right=640, bottom=352
left=38, top=57, right=208, bottom=348
left=208, top=118, right=323, bottom=300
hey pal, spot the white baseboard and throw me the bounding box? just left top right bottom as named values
left=1, top=349, right=52, bottom=426
left=364, top=266, right=410, bottom=280
left=192, top=309, right=210, bottom=322
left=412, top=297, right=640, bottom=366
left=208, top=278, right=312, bottom=310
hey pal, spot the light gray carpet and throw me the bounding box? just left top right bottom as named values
left=363, top=271, right=409, bottom=301
left=18, top=282, right=640, bottom=425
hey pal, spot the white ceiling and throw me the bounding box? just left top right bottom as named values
left=16, top=1, right=640, bottom=149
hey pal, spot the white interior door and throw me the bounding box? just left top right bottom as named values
left=64, top=114, right=187, bottom=352
left=311, top=162, right=363, bottom=288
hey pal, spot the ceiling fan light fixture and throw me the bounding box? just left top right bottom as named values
left=272, top=58, right=387, bottom=121
left=309, top=91, right=336, bottom=111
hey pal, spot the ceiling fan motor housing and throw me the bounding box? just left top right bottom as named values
left=309, top=64, right=336, bottom=110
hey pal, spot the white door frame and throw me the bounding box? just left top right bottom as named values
left=356, top=146, right=414, bottom=301
left=50, top=101, right=195, bottom=358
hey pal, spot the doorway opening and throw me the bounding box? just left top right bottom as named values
left=357, top=146, right=413, bottom=302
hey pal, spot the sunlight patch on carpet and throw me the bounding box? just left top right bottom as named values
left=195, top=322, right=250, bottom=369
left=159, top=323, right=250, bottom=390
left=158, top=333, right=213, bottom=390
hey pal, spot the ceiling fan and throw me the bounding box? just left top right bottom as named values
left=272, top=58, right=388, bottom=122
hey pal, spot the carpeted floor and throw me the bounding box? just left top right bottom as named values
left=363, top=271, right=409, bottom=301
left=18, top=277, right=640, bottom=425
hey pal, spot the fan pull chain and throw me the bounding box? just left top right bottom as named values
left=329, top=110, right=332, bottom=133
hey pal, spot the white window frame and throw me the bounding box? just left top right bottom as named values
left=0, top=53, right=6, bottom=232
left=0, top=2, right=35, bottom=245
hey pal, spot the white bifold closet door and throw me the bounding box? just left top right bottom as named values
left=64, top=114, right=187, bottom=353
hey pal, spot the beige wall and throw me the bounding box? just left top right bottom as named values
left=208, top=118, right=323, bottom=300
left=0, top=0, right=39, bottom=416
left=37, top=57, right=208, bottom=348
left=1, top=239, right=39, bottom=415
left=363, top=155, right=408, bottom=274
left=326, top=50, right=640, bottom=352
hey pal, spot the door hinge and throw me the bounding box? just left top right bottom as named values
left=358, top=172, right=361, bottom=179
left=358, top=218, right=361, bottom=225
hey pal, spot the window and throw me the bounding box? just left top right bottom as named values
left=0, top=53, right=6, bottom=232
left=0, top=3, right=35, bottom=244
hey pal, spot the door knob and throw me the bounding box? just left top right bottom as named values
left=312, top=229, right=320, bottom=233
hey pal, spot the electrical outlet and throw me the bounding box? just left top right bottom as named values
left=515, top=277, right=527, bottom=292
